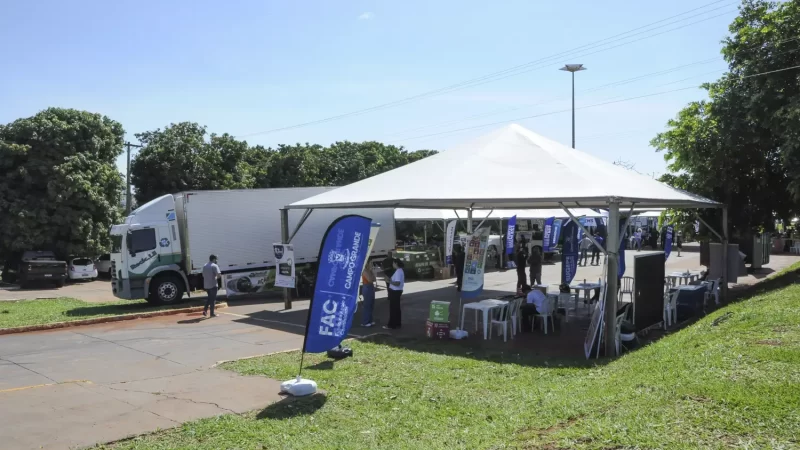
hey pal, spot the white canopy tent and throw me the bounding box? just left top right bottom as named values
left=394, top=208, right=604, bottom=221
left=280, top=124, right=724, bottom=355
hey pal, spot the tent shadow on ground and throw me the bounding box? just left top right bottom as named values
left=256, top=393, right=328, bottom=420
left=225, top=282, right=618, bottom=368
left=63, top=300, right=206, bottom=317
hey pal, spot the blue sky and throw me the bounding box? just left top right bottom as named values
left=1, top=0, right=739, bottom=178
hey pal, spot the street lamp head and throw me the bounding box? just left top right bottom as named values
left=560, top=64, right=586, bottom=73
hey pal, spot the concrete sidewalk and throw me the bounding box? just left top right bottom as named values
left=0, top=310, right=305, bottom=450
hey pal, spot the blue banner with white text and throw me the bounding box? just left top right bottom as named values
left=551, top=218, right=562, bottom=249
left=561, top=220, right=579, bottom=285
left=505, top=215, right=517, bottom=255
left=542, top=217, right=554, bottom=252
left=303, top=215, right=372, bottom=353
left=664, top=225, right=674, bottom=260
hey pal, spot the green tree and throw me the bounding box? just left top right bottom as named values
left=0, top=108, right=124, bottom=260
left=130, top=122, right=259, bottom=205
left=652, top=0, right=800, bottom=236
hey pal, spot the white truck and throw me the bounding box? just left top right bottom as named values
left=109, top=188, right=395, bottom=304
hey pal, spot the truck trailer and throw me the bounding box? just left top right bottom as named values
left=110, top=188, right=395, bottom=304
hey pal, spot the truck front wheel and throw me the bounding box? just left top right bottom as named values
left=148, top=275, right=185, bottom=305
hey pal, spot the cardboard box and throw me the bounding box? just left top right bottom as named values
left=429, top=300, right=450, bottom=322
left=426, top=320, right=450, bottom=339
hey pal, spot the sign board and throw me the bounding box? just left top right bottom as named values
left=273, top=243, right=296, bottom=288
left=461, top=228, right=490, bottom=298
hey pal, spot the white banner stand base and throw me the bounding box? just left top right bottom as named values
left=280, top=375, right=317, bottom=397
left=450, top=329, right=468, bottom=340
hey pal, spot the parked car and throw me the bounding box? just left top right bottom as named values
left=1, top=251, right=67, bottom=288
left=95, top=254, right=112, bottom=278
left=68, top=257, right=98, bottom=281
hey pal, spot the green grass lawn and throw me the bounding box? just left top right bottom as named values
left=0, top=298, right=207, bottom=329
left=108, top=270, right=800, bottom=450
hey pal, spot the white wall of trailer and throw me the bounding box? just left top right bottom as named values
left=181, top=188, right=395, bottom=274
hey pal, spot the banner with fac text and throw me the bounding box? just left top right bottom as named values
left=505, top=215, right=517, bottom=255
left=462, top=228, right=490, bottom=299
left=303, top=215, right=372, bottom=353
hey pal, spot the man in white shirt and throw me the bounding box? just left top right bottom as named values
left=202, top=254, right=221, bottom=318
left=520, top=287, right=548, bottom=331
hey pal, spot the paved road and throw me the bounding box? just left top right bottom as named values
left=1, top=245, right=797, bottom=449
left=0, top=308, right=307, bottom=450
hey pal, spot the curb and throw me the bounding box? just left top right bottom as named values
left=0, top=302, right=228, bottom=336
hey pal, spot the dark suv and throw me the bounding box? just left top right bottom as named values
left=1, top=251, right=68, bottom=288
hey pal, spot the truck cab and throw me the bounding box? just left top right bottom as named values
left=110, top=195, right=188, bottom=304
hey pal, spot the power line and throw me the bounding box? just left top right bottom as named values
left=387, top=36, right=800, bottom=139
left=237, top=0, right=737, bottom=138
left=397, top=63, right=800, bottom=144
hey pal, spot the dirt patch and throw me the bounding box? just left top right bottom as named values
left=756, top=339, right=783, bottom=346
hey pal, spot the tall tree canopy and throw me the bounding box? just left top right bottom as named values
left=0, top=108, right=124, bottom=260
left=131, top=125, right=438, bottom=204
left=652, top=0, right=800, bottom=236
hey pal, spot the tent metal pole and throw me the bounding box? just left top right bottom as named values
left=288, top=209, right=314, bottom=244
left=454, top=209, right=463, bottom=231
left=474, top=209, right=493, bottom=230
left=467, top=208, right=473, bottom=233
left=721, top=206, right=729, bottom=302
left=280, top=208, right=292, bottom=310
left=605, top=200, right=621, bottom=357
left=560, top=203, right=607, bottom=255
left=619, top=204, right=635, bottom=245
left=695, top=212, right=723, bottom=242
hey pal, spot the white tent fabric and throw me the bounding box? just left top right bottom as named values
left=634, top=210, right=664, bottom=218
left=394, top=208, right=604, bottom=221
left=289, top=124, right=719, bottom=210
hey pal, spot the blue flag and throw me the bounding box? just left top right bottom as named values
left=505, top=215, right=517, bottom=255
left=561, top=220, right=579, bottom=285
left=303, top=215, right=372, bottom=353
left=551, top=219, right=562, bottom=249
left=664, top=225, right=674, bottom=260
left=542, top=217, right=554, bottom=252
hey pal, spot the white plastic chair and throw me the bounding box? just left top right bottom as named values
left=619, top=276, right=635, bottom=302
left=557, top=293, right=576, bottom=323
left=490, top=302, right=512, bottom=342
left=791, top=242, right=800, bottom=254
left=535, top=294, right=557, bottom=335
left=663, top=289, right=679, bottom=329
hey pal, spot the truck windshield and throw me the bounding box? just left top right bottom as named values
left=129, top=228, right=156, bottom=254
left=111, top=235, right=123, bottom=253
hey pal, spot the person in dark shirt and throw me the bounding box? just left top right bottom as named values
left=528, top=247, right=543, bottom=286
left=453, top=245, right=465, bottom=292
left=381, top=251, right=395, bottom=290
left=515, top=246, right=527, bottom=292
left=590, top=232, right=604, bottom=266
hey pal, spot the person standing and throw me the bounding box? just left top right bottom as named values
left=453, top=245, right=465, bottom=292
left=579, top=234, right=592, bottom=266
left=634, top=228, right=642, bottom=251
left=528, top=246, right=543, bottom=286
left=515, top=245, right=527, bottom=292
left=383, top=259, right=405, bottom=329
left=381, top=251, right=395, bottom=290
left=360, top=264, right=377, bottom=327
left=590, top=233, right=605, bottom=266
left=202, top=254, right=221, bottom=318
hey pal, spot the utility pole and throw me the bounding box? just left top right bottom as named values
left=124, top=141, right=143, bottom=216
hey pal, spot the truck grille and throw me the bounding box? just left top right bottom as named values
left=111, top=261, right=117, bottom=280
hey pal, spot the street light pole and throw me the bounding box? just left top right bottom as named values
left=560, top=64, right=587, bottom=149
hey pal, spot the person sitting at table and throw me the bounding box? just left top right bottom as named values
left=520, top=285, right=549, bottom=331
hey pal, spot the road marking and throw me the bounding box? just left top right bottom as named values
left=0, top=379, right=92, bottom=394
